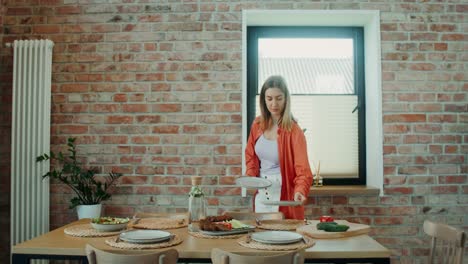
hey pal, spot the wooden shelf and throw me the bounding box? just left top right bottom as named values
left=309, top=185, right=380, bottom=196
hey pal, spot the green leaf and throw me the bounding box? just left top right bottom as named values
left=36, top=137, right=122, bottom=209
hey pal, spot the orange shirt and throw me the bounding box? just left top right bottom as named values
left=245, top=117, right=313, bottom=219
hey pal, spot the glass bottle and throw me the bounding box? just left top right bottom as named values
left=188, top=176, right=206, bottom=224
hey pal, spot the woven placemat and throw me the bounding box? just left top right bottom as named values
left=105, top=235, right=182, bottom=249
left=132, top=218, right=187, bottom=230
left=257, top=220, right=306, bottom=231
left=64, top=224, right=123, bottom=237
left=188, top=231, right=246, bottom=239
left=237, top=234, right=315, bottom=251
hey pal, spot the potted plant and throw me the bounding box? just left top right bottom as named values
left=36, top=137, right=122, bottom=219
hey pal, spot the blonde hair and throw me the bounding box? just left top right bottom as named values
left=258, top=75, right=293, bottom=131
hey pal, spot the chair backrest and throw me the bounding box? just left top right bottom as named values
left=211, top=248, right=305, bottom=264
left=423, top=220, right=466, bottom=264
left=85, top=244, right=178, bottom=264
left=223, top=211, right=284, bottom=221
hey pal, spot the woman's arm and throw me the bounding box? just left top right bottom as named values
left=292, top=127, right=313, bottom=198
left=244, top=121, right=260, bottom=177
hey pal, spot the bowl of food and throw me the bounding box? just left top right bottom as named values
left=91, top=217, right=130, bottom=232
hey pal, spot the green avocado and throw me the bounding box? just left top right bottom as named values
left=324, top=224, right=350, bottom=232
left=316, top=221, right=337, bottom=230
left=316, top=222, right=349, bottom=232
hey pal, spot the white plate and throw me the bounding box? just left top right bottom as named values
left=236, top=177, right=272, bottom=189
left=261, top=200, right=302, bottom=206
left=252, top=231, right=303, bottom=244
left=119, top=230, right=172, bottom=244
left=200, top=226, right=256, bottom=236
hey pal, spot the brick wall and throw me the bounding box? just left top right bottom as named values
left=0, top=1, right=466, bottom=263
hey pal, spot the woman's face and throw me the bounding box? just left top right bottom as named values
left=264, top=87, right=285, bottom=120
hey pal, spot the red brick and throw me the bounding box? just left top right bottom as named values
left=106, top=116, right=133, bottom=124
left=152, top=104, right=181, bottom=113
left=136, top=186, right=161, bottom=195
left=7, top=7, right=32, bottom=15
left=136, top=115, right=161, bottom=124
left=134, top=73, right=164, bottom=81
left=384, top=114, right=426, bottom=122
left=441, top=34, right=465, bottom=41
left=398, top=166, right=427, bottom=175
left=153, top=126, right=179, bottom=134
left=105, top=73, right=134, bottom=82
left=117, top=154, right=142, bottom=163
left=60, top=84, right=88, bottom=93
left=113, top=94, right=127, bottom=102
left=431, top=186, right=458, bottom=194
left=151, top=176, right=179, bottom=185
left=100, top=136, right=128, bottom=144
left=59, top=104, right=88, bottom=113
left=131, top=136, right=160, bottom=144
left=410, top=32, right=438, bottom=41
left=166, top=166, right=195, bottom=175
left=434, top=43, right=448, bottom=51
left=383, top=124, right=409, bottom=133
left=120, top=176, right=147, bottom=184
left=91, top=84, right=118, bottom=92
left=438, top=175, right=466, bottom=184
left=384, top=187, right=413, bottom=195
left=374, top=217, right=404, bottom=225
left=122, top=104, right=148, bottom=113
left=91, top=104, right=119, bottom=113
left=56, top=6, right=81, bottom=14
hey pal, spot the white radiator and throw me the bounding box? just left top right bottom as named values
left=10, top=40, right=53, bottom=251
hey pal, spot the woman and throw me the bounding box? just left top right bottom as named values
left=245, top=75, right=313, bottom=220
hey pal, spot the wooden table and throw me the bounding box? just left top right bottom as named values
left=12, top=219, right=390, bottom=264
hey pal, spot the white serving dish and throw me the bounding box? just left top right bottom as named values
left=251, top=231, right=303, bottom=244
left=236, top=177, right=272, bottom=189
left=119, top=230, right=172, bottom=244
left=91, top=217, right=129, bottom=232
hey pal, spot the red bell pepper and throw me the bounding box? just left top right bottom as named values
left=319, top=215, right=334, bottom=222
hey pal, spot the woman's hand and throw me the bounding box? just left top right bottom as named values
left=294, top=192, right=307, bottom=205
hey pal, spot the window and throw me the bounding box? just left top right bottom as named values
left=247, top=27, right=365, bottom=185
left=242, top=10, right=383, bottom=192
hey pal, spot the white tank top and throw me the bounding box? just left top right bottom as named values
left=254, top=135, right=281, bottom=175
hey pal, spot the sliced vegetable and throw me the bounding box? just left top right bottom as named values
left=229, top=219, right=250, bottom=229
left=319, top=215, right=335, bottom=222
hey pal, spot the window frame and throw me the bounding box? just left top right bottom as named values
left=246, top=26, right=366, bottom=185
left=242, top=10, right=383, bottom=193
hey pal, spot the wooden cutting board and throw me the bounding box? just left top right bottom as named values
left=297, top=220, right=370, bottom=239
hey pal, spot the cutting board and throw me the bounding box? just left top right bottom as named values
left=297, top=220, right=370, bottom=239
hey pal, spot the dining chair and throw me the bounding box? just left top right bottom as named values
left=423, top=220, right=466, bottom=264
left=223, top=211, right=284, bottom=221
left=85, top=244, right=178, bottom=264
left=211, top=248, right=305, bottom=264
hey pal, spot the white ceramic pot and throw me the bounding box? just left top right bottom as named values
left=76, top=204, right=102, bottom=219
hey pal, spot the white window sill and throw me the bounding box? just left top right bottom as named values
left=310, top=185, right=380, bottom=196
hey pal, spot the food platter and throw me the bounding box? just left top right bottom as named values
left=297, top=220, right=371, bottom=239
left=200, top=226, right=256, bottom=236
left=236, top=177, right=272, bottom=189
left=251, top=231, right=303, bottom=244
